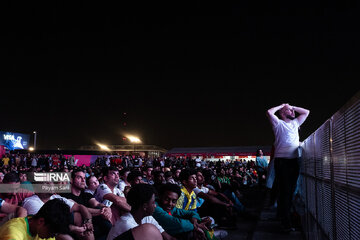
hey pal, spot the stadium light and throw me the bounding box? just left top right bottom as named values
left=97, top=144, right=109, bottom=150
left=127, top=136, right=141, bottom=143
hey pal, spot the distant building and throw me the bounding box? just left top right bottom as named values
left=165, top=146, right=272, bottom=162
left=79, top=144, right=167, bottom=158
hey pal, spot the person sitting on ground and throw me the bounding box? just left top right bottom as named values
left=141, top=166, right=154, bottom=185
left=0, top=198, right=72, bottom=240
left=164, top=171, right=176, bottom=184
left=175, top=168, right=198, bottom=212
left=152, top=170, right=166, bottom=198
left=0, top=172, right=34, bottom=206
left=0, top=197, right=27, bottom=226
left=175, top=168, right=221, bottom=240
left=172, top=168, right=182, bottom=186
left=19, top=171, right=34, bottom=192
left=125, top=170, right=144, bottom=197
left=117, top=168, right=131, bottom=193
left=22, top=182, right=95, bottom=240
left=85, top=175, right=100, bottom=195
left=107, top=183, right=175, bottom=240
left=153, top=183, right=208, bottom=240
left=60, top=169, right=112, bottom=240
left=195, top=170, right=237, bottom=229
left=94, top=166, right=131, bottom=224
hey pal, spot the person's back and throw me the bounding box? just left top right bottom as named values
left=0, top=216, right=33, bottom=240
left=107, top=184, right=163, bottom=240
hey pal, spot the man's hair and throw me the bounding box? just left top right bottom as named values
left=119, top=168, right=130, bottom=176
left=256, top=149, right=262, bottom=157
left=102, top=166, right=118, bottom=177
left=153, top=170, right=164, bottom=179
left=158, top=183, right=181, bottom=197
left=143, top=166, right=153, bottom=171
left=3, top=172, right=20, bottom=183
left=179, top=168, right=196, bottom=182
left=34, top=198, right=71, bottom=234
left=127, top=170, right=143, bottom=183
left=164, top=171, right=173, bottom=178
left=127, top=183, right=155, bottom=210
left=71, top=169, right=85, bottom=180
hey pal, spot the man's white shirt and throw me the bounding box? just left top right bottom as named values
left=106, top=212, right=164, bottom=240
left=94, top=183, right=125, bottom=207
left=22, top=194, right=75, bottom=215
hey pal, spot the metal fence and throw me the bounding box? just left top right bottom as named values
left=300, top=91, right=360, bottom=240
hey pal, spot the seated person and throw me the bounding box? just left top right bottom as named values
left=107, top=183, right=175, bottom=240
left=141, top=166, right=154, bottom=185
left=175, top=168, right=225, bottom=239
left=22, top=184, right=94, bottom=240
left=19, top=171, right=34, bottom=192
left=117, top=168, right=131, bottom=193
left=94, top=167, right=131, bottom=224
left=0, top=172, right=34, bottom=206
left=125, top=170, right=144, bottom=196
left=85, top=175, right=99, bottom=195
left=152, top=170, right=166, bottom=198
left=175, top=169, right=198, bottom=211
left=153, top=183, right=208, bottom=240
left=61, top=169, right=112, bottom=240
left=164, top=171, right=176, bottom=184
left=0, top=198, right=71, bottom=239
left=0, top=198, right=27, bottom=226
left=195, top=170, right=237, bottom=229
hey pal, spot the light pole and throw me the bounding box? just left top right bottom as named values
left=33, top=131, right=37, bottom=150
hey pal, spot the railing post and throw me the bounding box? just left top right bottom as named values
left=329, top=116, right=337, bottom=240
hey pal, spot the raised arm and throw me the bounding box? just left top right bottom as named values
left=293, top=105, right=310, bottom=126
left=266, top=103, right=286, bottom=125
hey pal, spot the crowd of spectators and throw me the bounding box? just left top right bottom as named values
left=0, top=152, right=267, bottom=240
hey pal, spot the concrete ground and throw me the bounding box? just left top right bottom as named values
left=216, top=187, right=305, bottom=240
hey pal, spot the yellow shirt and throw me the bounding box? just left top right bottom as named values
left=0, top=217, right=55, bottom=240
left=175, top=186, right=197, bottom=211
left=2, top=157, right=10, bottom=166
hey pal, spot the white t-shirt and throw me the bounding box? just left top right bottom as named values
left=22, top=194, right=75, bottom=215
left=271, top=119, right=300, bottom=159
left=195, top=158, right=201, bottom=168
left=117, top=180, right=127, bottom=192
left=106, top=212, right=164, bottom=240
left=94, top=183, right=125, bottom=207
left=193, top=186, right=209, bottom=195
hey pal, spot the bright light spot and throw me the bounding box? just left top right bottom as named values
left=29, top=147, right=34, bottom=151
left=127, top=136, right=141, bottom=143
left=97, top=144, right=110, bottom=150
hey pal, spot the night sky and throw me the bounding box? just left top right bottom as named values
left=3, top=2, right=360, bottom=150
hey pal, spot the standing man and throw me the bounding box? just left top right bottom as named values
left=255, top=149, right=268, bottom=187
left=266, top=103, right=310, bottom=232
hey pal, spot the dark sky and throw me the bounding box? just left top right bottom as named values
left=3, top=2, right=360, bottom=150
